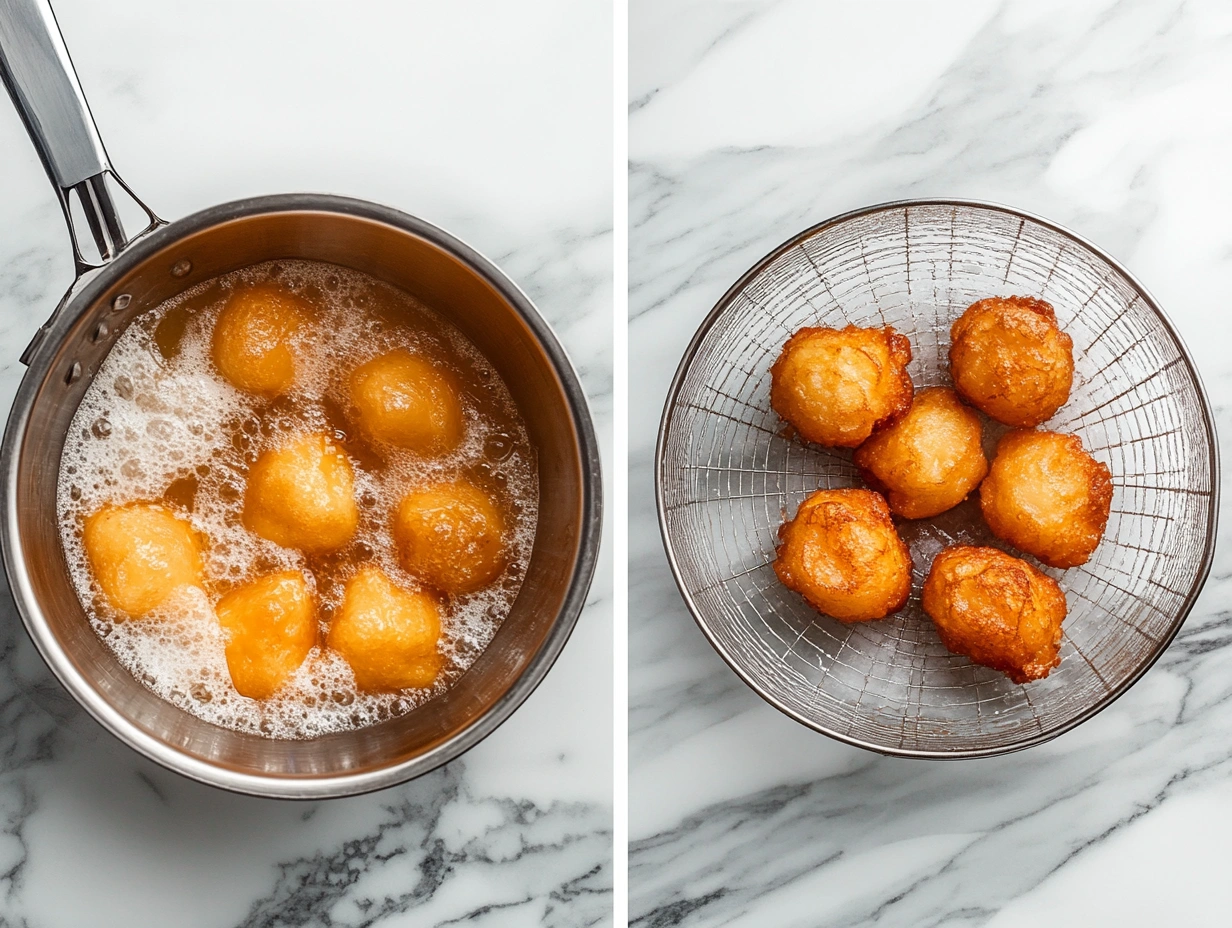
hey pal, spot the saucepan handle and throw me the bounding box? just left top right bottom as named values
left=0, top=0, right=159, bottom=274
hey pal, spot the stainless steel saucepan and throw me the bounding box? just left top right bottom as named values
left=0, top=0, right=601, bottom=797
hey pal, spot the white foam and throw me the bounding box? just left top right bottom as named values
left=57, top=260, right=539, bottom=739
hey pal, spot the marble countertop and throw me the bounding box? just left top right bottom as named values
left=630, top=1, right=1232, bottom=925
left=0, top=1, right=612, bottom=925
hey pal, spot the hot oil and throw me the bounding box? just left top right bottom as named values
left=56, top=260, right=539, bottom=739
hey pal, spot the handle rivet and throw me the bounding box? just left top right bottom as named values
left=65, top=362, right=82, bottom=385
left=171, top=259, right=192, bottom=278
left=111, top=294, right=131, bottom=313
left=92, top=322, right=110, bottom=342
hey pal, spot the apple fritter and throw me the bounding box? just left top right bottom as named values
left=773, top=488, right=912, bottom=622
left=394, top=480, right=507, bottom=595
left=854, top=387, right=987, bottom=519
left=83, top=501, right=204, bottom=618
left=243, top=433, right=359, bottom=554
left=770, top=324, right=913, bottom=448
left=980, top=429, right=1112, bottom=568
left=923, top=545, right=1067, bottom=683
left=949, top=296, right=1073, bottom=427
left=211, top=282, right=310, bottom=397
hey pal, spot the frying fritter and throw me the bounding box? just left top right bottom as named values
left=980, top=429, right=1113, bottom=568
left=327, top=567, right=442, bottom=692
left=394, top=480, right=507, bottom=595
left=349, top=349, right=464, bottom=455
left=853, top=387, right=987, bottom=519
left=770, top=324, right=913, bottom=448
left=243, top=433, right=359, bottom=554
left=773, top=488, right=912, bottom=622
left=83, top=502, right=204, bottom=618
left=922, top=545, right=1068, bottom=683
left=949, top=296, right=1073, bottom=427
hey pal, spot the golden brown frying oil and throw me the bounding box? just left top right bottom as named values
left=57, top=260, right=538, bottom=738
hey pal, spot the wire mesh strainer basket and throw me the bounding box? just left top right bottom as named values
left=656, top=199, right=1219, bottom=758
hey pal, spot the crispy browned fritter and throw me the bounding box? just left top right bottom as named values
left=949, top=296, right=1073, bottom=427
left=922, top=545, right=1068, bottom=683
left=770, top=324, right=913, bottom=448
left=854, top=387, right=988, bottom=519
left=773, top=488, right=912, bottom=622
left=979, top=429, right=1113, bottom=569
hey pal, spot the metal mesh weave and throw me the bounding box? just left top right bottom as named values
left=657, top=201, right=1217, bottom=757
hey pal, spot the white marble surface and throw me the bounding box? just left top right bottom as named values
left=630, top=1, right=1232, bottom=924
left=0, top=1, right=612, bottom=925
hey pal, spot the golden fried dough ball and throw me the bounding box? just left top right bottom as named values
left=211, top=283, right=310, bottom=397
left=349, top=350, right=464, bottom=455
left=923, top=545, right=1068, bottom=683
left=83, top=502, right=204, bottom=618
left=770, top=325, right=914, bottom=448
left=327, top=567, right=443, bottom=692
left=243, top=433, right=359, bottom=553
left=949, top=296, right=1073, bottom=427
left=215, top=571, right=316, bottom=700
left=773, top=488, right=912, bottom=622
left=980, top=429, right=1113, bottom=568
left=394, top=480, right=507, bottom=595
left=853, top=387, right=988, bottom=519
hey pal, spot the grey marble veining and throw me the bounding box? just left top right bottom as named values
left=0, top=590, right=612, bottom=928
left=630, top=0, right=1232, bottom=924
left=0, top=1, right=612, bottom=925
